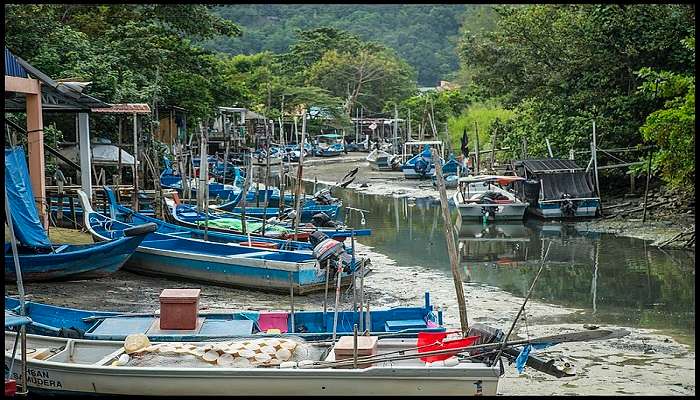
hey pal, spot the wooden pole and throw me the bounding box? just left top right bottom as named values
left=545, top=138, right=554, bottom=158
left=197, top=122, right=208, bottom=213
left=292, top=111, right=307, bottom=239
left=474, top=121, right=480, bottom=175
left=642, top=148, right=653, bottom=223
left=132, top=113, right=139, bottom=212
left=433, top=149, right=469, bottom=336
left=240, top=159, right=253, bottom=235
left=359, top=258, right=365, bottom=332
left=323, top=266, right=330, bottom=329
left=289, top=271, right=295, bottom=334
left=592, top=120, right=601, bottom=201
left=353, top=324, right=359, bottom=368
left=118, top=117, right=123, bottom=185
left=331, top=263, right=343, bottom=342
left=262, top=121, right=272, bottom=235
left=490, top=125, right=497, bottom=170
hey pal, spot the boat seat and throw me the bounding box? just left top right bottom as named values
left=384, top=319, right=428, bottom=332
left=86, top=317, right=156, bottom=340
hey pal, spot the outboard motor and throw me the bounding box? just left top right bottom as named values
left=310, top=231, right=348, bottom=279
left=559, top=193, right=578, bottom=217
left=311, top=212, right=338, bottom=228
left=278, top=208, right=296, bottom=222
left=313, top=188, right=335, bottom=205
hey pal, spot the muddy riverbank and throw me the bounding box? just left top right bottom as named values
left=6, top=238, right=694, bottom=395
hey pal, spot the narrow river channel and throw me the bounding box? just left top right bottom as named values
left=324, top=183, right=695, bottom=347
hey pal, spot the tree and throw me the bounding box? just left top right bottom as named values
left=458, top=4, right=695, bottom=159
left=636, top=38, right=695, bottom=191
left=307, top=48, right=416, bottom=115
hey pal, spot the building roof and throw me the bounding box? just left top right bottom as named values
left=4, top=48, right=110, bottom=112
left=5, top=47, right=28, bottom=78
left=92, top=103, right=151, bottom=114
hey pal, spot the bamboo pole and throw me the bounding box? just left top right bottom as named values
left=433, top=149, right=469, bottom=336
left=5, top=191, right=28, bottom=394
left=132, top=113, right=139, bottom=211
left=642, top=148, right=653, bottom=223
left=292, top=111, right=307, bottom=239
left=239, top=159, right=253, bottom=235
left=474, top=122, right=482, bottom=175
left=331, top=264, right=343, bottom=342
left=491, top=241, right=552, bottom=366
left=592, top=120, right=601, bottom=202
left=289, top=271, right=295, bottom=333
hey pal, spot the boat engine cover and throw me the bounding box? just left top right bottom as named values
left=313, top=238, right=344, bottom=263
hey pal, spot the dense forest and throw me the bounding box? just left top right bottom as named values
left=4, top=4, right=695, bottom=192
left=206, top=4, right=472, bottom=86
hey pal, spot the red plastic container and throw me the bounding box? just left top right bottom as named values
left=5, top=379, right=16, bottom=397
left=417, top=331, right=480, bottom=362
left=159, top=288, right=200, bottom=330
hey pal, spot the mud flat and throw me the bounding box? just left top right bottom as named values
left=5, top=240, right=694, bottom=396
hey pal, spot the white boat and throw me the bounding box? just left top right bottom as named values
left=4, top=332, right=501, bottom=396
left=366, top=149, right=400, bottom=171
left=453, top=175, right=528, bottom=222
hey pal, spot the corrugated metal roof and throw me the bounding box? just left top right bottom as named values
left=4, top=47, right=28, bottom=78
left=92, top=103, right=151, bottom=114
left=5, top=49, right=111, bottom=111
left=518, top=158, right=583, bottom=173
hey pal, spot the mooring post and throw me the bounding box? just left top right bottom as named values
left=592, top=120, right=602, bottom=216
left=331, top=263, right=343, bottom=342
left=433, top=148, right=469, bottom=336
left=474, top=121, right=480, bottom=175
left=292, top=111, right=307, bottom=240
left=642, top=148, right=653, bottom=223
left=358, top=258, right=365, bottom=332
left=289, top=271, right=295, bottom=334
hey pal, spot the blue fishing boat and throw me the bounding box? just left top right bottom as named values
left=314, top=134, right=345, bottom=157
left=4, top=293, right=442, bottom=341
left=163, top=197, right=370, bottom=242
left=402, top=143, right=442, bottom=179
left=432, top=154, right=460, bottom=188
left=77, top=191, right=364, bottom=295
left=4, top=147, right=154, bottom=282
left=101, top=186, right=369, bottom=250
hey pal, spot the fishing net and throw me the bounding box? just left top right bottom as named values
left=114, top=337, right=325, bottom=368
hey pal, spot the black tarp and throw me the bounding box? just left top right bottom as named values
left=518, top=159, right=596, bottom=200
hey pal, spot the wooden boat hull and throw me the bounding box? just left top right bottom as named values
left=4, top=333, right=500, bottom=396
left=4, top=235, right=146, bottom=282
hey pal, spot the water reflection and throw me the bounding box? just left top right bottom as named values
left=316, top=183, right=694, bottom=336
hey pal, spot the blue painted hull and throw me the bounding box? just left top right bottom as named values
left=169, top=205, right=371, bottom=242
left=526, top=199, right=600, bottom=219
left=4, top=235, right=146, bottom=282
left=5, top=294, right=443, bottom=341
left=82, top=192, right=363, bottom=294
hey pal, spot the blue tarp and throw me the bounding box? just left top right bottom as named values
left=4, top=147, right=52, bottom=249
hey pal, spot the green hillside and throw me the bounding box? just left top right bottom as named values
left=206, top=4, right=474, bottom=86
